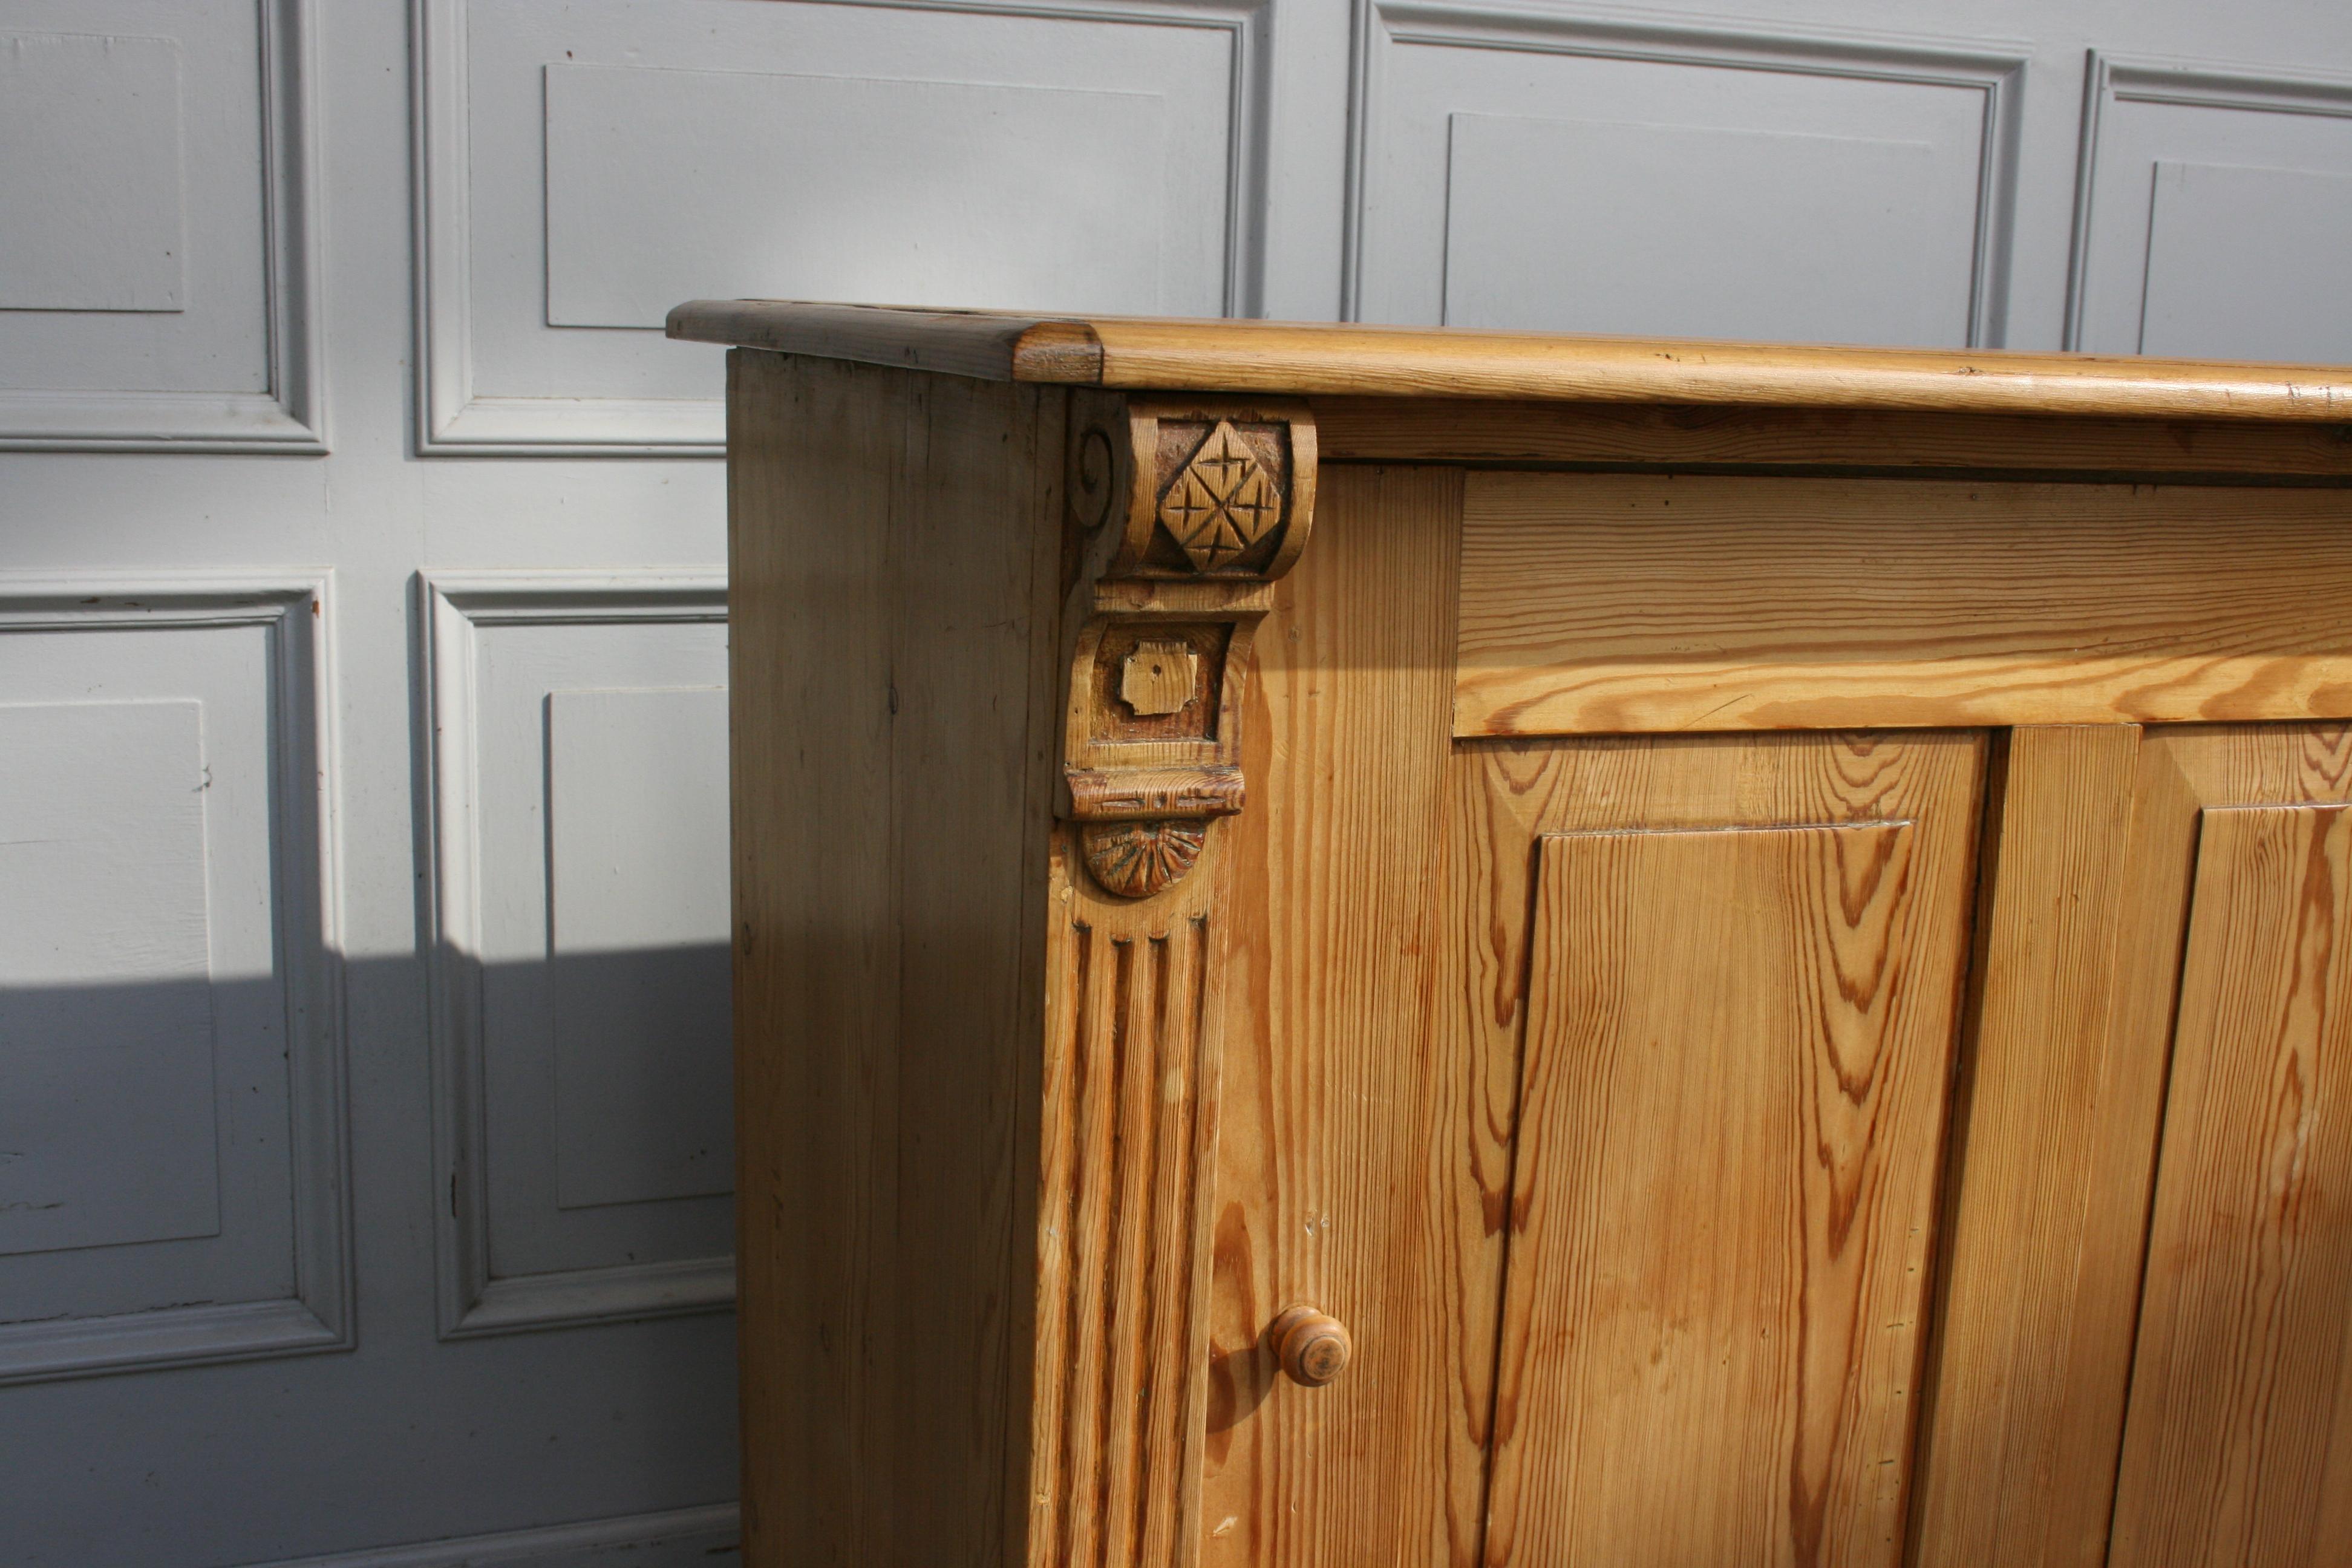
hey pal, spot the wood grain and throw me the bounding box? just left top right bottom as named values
left=1456, top=472, right=2352, bottom=735
left=2107, top=800, right=2352, bottom=1568
left=668, top=299, right=1097, bottom=383
left=1908, top=726, right=2161, bottom=1568
left=673, top=302, right=2352, bottom=422
left=1313, top=398, right=2352, bottom=482
left=1198, top=466, right=1465, bottom=1568
left=728, top=352, right=1066, bottom=1568
left=1030, top=851, right=1224, bottom=1568
left=1479, top=743, right=1980, bottom=1568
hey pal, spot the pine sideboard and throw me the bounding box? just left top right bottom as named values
left=670, top=301, right=2352, bottom=1568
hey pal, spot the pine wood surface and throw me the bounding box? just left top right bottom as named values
left=670, top=301, right=2352, bottom=421
left=1031, top=838, right=1227, bottom=1568
left=2104, top=727, right=2352, bottom=1568
left=728, top=353, right=1066, bottom=1568
left=1907, top=727, right=2163, bottom=1568
left=1312, top=398, right=2352, bottom=481
left=1455, top=472, right=2352, bottom=736
left=1197, top=466, right=1467, bottom=1568
left=1442, top=732, right=1984, bottom=1568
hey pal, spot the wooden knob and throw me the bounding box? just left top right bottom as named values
left=1270, top=1305, right=1351, bottom=1387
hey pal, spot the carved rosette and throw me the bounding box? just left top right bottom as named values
left=1058, top=396, right=1318, bottom=900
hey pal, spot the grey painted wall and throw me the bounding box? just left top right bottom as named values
left=1, top=0, right=2348, bottom=1563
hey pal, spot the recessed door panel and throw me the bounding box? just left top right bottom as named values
left=2108, top=801, right=2352, bottom=1568
left=1478, top=739, right=1979, bottom=1568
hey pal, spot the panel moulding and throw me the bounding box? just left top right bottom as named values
left=0, top=0, right=327, bottom=453
left=1345, top=0, right=2028, bottom=345
left=0, top=572, right=347, bottom=1383
left=419, top=570, right=734, bottom=1338
left=2064, top=51, right=2352, bottom=349
left=411, top=0, right=1270, bottom=456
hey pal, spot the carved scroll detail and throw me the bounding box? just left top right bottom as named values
left=1060, top=394, right=1318, bottom=900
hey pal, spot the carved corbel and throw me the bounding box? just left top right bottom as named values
left=1059, top=395, right=1318, bottom=899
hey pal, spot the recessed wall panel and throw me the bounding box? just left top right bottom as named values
left=0, top=701, right=217, bottom=1256
left=547, top=686, right=733, bottom=1212
left=2073, top=59, right=2352, bottom=360
left=421, top=0, right=1255, bottom=452
left=0, top=33, right=186, bottom=312
left=1442, top=114, right=1961, bottom=344
left=0, top=2, right=319, bottom=449
left=1351, top=5, right=2019, bottom=345
left=2138, top=162, right=2352, bottom=362
left=544, top=64, right=1166, bottom=327
left=0, top=583, right=344, bottom=1383
left=426, top=576, right=735, bottom=1334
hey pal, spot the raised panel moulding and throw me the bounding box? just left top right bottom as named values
left=0, top=574, right=345, bottom=1385
left=413, top=0, right=1264, bottom=456
left=421, top=572, right=736, bottom=1337
left=0, top=1, right=325, bottom=452
left=0, top=31, right=186, bottom=312
left=1349, top=0, right=2026, bottom=344
left=543, top=62, right=1168, bottom=328
left=2066, top=53, right=2352, bottom=351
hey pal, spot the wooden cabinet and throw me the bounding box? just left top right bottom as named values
left=673, top=302, right=2352, bottom=1568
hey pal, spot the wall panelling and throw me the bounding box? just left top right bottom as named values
left=2070, top=54, right=2352, bottom=361
left=422, top=572, right=734, bottom=1337
left=1347, top=1, right=2025, bottom=345
left=0, top=1, right=322, bottom=451
left=0, top=576, right=345, bottom=1383
left=413, top=0, right=1267, bottom=454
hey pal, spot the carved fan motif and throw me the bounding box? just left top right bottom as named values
left=1080, top=818, right=1209, bottom=899
left=1158, top=421, right=1281, bottom=571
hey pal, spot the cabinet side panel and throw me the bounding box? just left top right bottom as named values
left=889, top=368, right=1067, bottom=1568
left=729, top=351, right=1062, bottom=1568
left=731, top=348, right=905, bottom=1568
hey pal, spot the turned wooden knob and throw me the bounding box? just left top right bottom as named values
left=1270, top=1305, right=1351, bottom=1387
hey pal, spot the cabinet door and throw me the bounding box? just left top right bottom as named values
left=1915, top=724, right=2352, bottom=1568
left=2104, top=731, right=2352, bottom=1568
left=1448, top=731, right=1985, bottom=1568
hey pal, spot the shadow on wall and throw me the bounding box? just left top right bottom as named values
left=0, top=942, right=736, bottom=1385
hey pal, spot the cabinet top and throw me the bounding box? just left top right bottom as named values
left=667, top=300, right=2352, bottom=424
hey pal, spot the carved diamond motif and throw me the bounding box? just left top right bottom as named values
left=1158, top=422, right=1281, bottom=571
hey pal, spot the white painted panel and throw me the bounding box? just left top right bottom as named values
left=0, top=584, right=343, bottom=1386
left=2138, top=161, right=2352, bottom=361
left=426, top=577, right=733, bottom=1334
left=0, top=701, right=217, bottom=1256
left=0, top=32, right=185, bottom=312
left=2071, top=59, right=2352, bottom=358
left=0, top=1, right=319, bottom=450
left=420, top=0, right=1249, bottom=451
left=546, top=686, right=732, bottom=1209
left=545, top=64, right=1166, bottom=327
left=1351, top=9, right=2016, bottom=344
left=1442, top=114, right=1959, bottom=344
